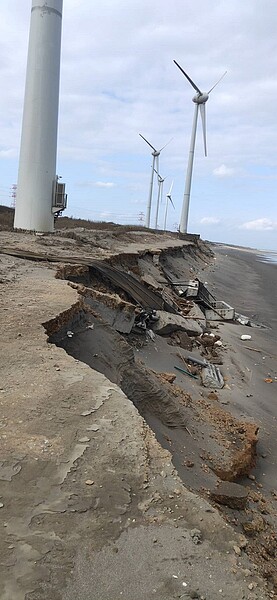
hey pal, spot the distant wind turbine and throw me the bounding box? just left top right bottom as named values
left=173, top=60, right=226, bottom=234
left=164, top=180, right=174, bottom=231
left=153, top=168, right=167, bottom=229
left=139, top=134, right=172, bottom=228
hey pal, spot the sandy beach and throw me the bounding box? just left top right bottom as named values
left=206, top=245, right=277, bottom=490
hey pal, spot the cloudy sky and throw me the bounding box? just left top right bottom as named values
left=1, top=0, right=277, bottom=250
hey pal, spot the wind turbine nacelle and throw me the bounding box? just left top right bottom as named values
left=193, top=92, right=209, bottom=104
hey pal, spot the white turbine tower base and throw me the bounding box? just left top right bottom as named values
left=174, top=60, right=226, bottom=234
left=14, top=0, right=63, bottom=232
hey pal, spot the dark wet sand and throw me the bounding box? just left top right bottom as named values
left=206, top=245, right=277, bottom=493
left=207, top=245, right=277, bottom=330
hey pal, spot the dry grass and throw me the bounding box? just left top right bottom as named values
left=0, top=205, right=151, bottom=234
left=0, top=206, right=14, bottom=230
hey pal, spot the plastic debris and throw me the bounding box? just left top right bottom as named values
left=214, top=340, right=223, bottom=347
left=187, top=355, right=208, bottom=367
left=174, top=365, right=198, bottom=379
left=264, top=378, right=273, bottom=384
left=235, top=313, right=251, bottom=326
left=134, top=309, right=159, bottom=331
left=66, top=330, right=74, bottom=338
left=241, top=334, right=252, bottom=341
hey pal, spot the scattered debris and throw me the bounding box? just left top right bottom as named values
left=241, top=334, right=252, bottom=341
left=146, top=329, right=155, bottom=341
left=152, top=310, right=203, bottom=336
left=85, top=480, right=94, bottom=486
left=134, top=309, right=159, bottom=332
left=78, top=437, right=90, bottom=443
left=210, top=481, right=248, bottom=510
left=235, top=313, right=250, bottom=326
left=159, top=372, right=176, bottom=384
left=190, top=528, right=202, bottom=544
left=66, top=330, right=74, bottom=338
left=174, top=365, right=198, bottom=379
left=245, top=346, right=262, bottom=353
left=207, top=391, right=219, bottom=401
left=201, top=364, right=224, bottom=389
left=184, top=460, right=194, bottom=468
left=205, top=300, right=235, bottom=321
left=264, top=378, right=273, bottom=384
left=187, top=355, right=208, bottom=367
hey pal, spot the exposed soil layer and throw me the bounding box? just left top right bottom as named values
left=46, top=305, right=258, bottom=494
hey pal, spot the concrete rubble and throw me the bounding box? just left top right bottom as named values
left=152, top=310, right=203, bottom=337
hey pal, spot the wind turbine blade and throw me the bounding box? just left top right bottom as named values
left=156, top=154, right=160, bottom=181
left=169, top=197, right=175, bottom=209
left=159, top=137, right=174, bottom=152
left=139, top=133, right=157, bottom=152
left=207, top=71, right=227, bottom=94
left=173, top=60, right=202, bottom=94
left=168, top=180, right=174, bottom=195
left=199, top=104, right=207, bottom=157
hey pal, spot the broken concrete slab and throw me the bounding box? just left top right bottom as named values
left=187, top=303, right=206, bottom=325
left=152, top=311, right=203, bottom=337
left=210, top=481, right=248, bottom=510
left=81, top=288, right=136, bottom=334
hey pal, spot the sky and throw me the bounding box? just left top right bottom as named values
left=1, top=0, right=277, bottom=250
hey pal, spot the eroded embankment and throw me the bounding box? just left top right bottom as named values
left=44, top=300, right=258, bottom=495
left=43, top=241, right=277, bottom=591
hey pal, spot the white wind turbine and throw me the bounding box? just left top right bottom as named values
left=139, top=134, right=172, bottom=228
left=153, top=168, right=167, bottom=229
left=173, top=60, right=226, bottom=234
left=164, top=181, right=174, bottom=231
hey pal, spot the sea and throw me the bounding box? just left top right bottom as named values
left=257, top=251, right=277, bottom=265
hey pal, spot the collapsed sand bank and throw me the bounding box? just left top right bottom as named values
left=0, top=228, right=276, bottom=598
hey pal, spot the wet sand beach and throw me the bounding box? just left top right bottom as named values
left=206, top=245, right=277, bottom=492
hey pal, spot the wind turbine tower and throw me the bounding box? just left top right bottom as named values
left=14, top=0, right=64, bottom=232
left=173, top=60, right=226, bottom=234
left=139, top=134, right=172, bottom=228
left=164, top=181, right=174, bottom=231
left=153, top=169, right=166, bottom=230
